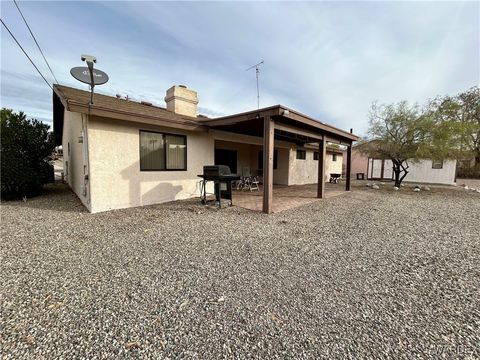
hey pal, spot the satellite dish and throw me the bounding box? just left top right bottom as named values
left=70, top=66, right=109, bottom=85
left=70, top=54, right=109, bottom=104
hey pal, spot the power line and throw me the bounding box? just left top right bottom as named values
left=0, top=18, right=53, bottom=91
left=13, top=0, right=59, bottom=84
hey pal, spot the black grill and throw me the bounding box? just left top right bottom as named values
left=198, top=165, right=240, bottom=208
left=200, top=165, right=240, bottom=181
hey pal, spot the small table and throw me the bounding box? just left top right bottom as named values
left=329, top=173, right=341, bottom=183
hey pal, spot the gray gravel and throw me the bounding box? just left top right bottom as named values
left=1, top=183, right=479, bottom=359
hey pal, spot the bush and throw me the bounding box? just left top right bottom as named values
left=1, top=108, right=55, bottom=199
left=457, top=164, right=480, bottom=179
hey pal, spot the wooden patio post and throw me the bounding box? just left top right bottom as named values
left=346, top=144, right=352, bottom=191
left=263, top=115, right=274, bottom=214
left=317, top=139, right=326, bottom=198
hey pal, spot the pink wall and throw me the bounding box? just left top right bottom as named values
left=342, top=148, right=369, bottom=178
left=350, top=149, right=368, bottom=176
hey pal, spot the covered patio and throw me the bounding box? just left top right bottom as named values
left=233, top=182, right=347, bottom=213
left=202, top=106, right=359, bottom=213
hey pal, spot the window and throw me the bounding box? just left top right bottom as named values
left=296, top=149, right=306, bottom=160
left=314, top=152, right=319, bottom=161
left=432, top=159, right=443, bottom=169
left=332, top=153, right=338, bottom=162
left=258, top=150, right=278, bottom=170
left=140, top=131, right=186, bottom=171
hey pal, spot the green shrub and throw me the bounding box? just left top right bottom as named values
left=457, top=164, right=480, bottom=179
left=1, top=108, right=55, bottom=199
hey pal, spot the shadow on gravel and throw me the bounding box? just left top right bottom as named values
left=2, top=182, right=88, bottom=214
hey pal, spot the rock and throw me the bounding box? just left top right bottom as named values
left=217, top=296, right=225, bottom=303
left=372, top=185, right=380, bottom=190
left=413, top=188, right=421, bottom=192
left=393, top=187, right=399, bottom=191
left=423, top=186, right=431, bottom=191
left=366, top=183, right=372, bottom=187
left=125, top=342, right=140, bottom=350
left=400, top=183, right=405, bottom=187
left=464, top=185, right=469, bottom=190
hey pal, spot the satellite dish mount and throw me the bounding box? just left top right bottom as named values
left=70, top=54, right=109, bottom=105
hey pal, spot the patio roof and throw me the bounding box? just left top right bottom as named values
left=201, top=105, right=359, bottom=144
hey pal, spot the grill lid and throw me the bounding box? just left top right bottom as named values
left=203, top=165, right=232, bottom=177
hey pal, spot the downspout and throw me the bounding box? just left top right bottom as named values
left=81, top=113, right=92, bottom=209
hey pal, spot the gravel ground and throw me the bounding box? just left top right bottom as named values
left=1, top=183, right=479, bottom=359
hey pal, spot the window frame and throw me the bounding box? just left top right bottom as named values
left=139, top=130, right=187, bottom=171
left=432, top=159, right=443, bottom=169
left=296, top=149, right=306, bottom=160
left=332, top=153, right=338, bottom=162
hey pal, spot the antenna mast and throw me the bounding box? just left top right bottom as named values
left=246, top=60, right=264, bottom=109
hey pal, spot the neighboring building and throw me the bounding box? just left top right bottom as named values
left=350, top=145, right=457, bottom=185
left=53, top=84, right=358, bottom=213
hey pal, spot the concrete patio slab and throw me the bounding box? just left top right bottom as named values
left=233, top=183, right=348, bottom=212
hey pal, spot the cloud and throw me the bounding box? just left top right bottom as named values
left=1, top=1, right=478, bottom=136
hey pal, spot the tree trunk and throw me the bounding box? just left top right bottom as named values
left=392, top=159, right=409, bottom=187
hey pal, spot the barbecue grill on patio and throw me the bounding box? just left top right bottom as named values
left=198, top=165, right=240, bottom=208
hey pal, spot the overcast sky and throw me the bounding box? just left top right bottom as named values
left=1, top=1, right=478, bottom=136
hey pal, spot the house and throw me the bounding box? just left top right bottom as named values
left=53, top=84, right=358, bottom=213
left=350, top=144, right=457, bottom=185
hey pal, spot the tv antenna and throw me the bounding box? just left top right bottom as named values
left=246, top=60, right=264, bottom=109
left=70, top=54, right=109, bottom=105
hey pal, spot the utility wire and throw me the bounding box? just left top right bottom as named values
left=13, top=0, right=59, bottom=85
left=1, top=18, right=53, bottom=91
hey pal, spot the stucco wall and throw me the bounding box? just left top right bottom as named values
left=351, top=149, right=369, bottom=177
left=87, top=116, right=214, bottom=213
left=62, top=110, right=90, bottom=210
left=289, top=149, right=343, bottom=185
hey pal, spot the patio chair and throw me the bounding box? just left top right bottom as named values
left=249, top=176, right=260, bottom=191
left=329, top=173, right=342, bottom=183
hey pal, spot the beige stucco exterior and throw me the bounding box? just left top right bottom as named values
left=288, top=149, right=343, bottom=185
left=86, top=116, right=214, bottom=213
left=62, top=112, right=346, bottom=213
left=62, top=110, right=91, bottom=210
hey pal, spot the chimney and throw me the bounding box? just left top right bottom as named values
left=164, top=85, right=198, bottom=117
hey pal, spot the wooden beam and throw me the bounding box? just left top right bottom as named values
left=205, top=108, right=279, bottom=127
left=324, top=136, right=353, bottom=147
left=263, top=115, right=274, bottom=214
left=346, top=144, right=352, bottom=191
left=318, top=140, right=326, bottom=198
left=274, top=122, right=324, bottom=141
